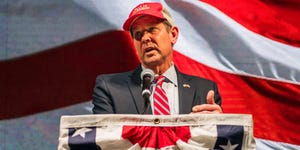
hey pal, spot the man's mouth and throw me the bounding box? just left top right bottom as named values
left=144, top=47, right=156, bottom=53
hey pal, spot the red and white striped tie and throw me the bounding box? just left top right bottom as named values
left=153, top=75, right=170, bottom=115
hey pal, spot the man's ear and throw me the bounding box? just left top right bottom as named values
left=170, top=26, right=179, bottom=45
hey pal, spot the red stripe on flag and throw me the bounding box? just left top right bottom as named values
left=202, top=0, right=300, bottom=47
left=173, top=51, right=300, bottom=145
left=0, top=31, right=139, bottom=119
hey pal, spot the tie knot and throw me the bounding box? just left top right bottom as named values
left=156, top=75, right=165, bottom=86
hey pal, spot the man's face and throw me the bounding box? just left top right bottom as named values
left=131, top=16, right=178, bottom=68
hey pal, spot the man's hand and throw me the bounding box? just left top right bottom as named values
left=191, top=90, right=223, bottom=114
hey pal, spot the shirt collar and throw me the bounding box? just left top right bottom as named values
left=161, top=64, right=177, bottom=86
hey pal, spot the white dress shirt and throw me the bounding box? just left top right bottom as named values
left=146, top=64, right=179, bottom=115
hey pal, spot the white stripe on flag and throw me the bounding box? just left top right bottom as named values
left=255, top=138, right=300, bottom=150
left=167, top=0, right=300, bottom=83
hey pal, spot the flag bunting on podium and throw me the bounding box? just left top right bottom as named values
left=58, top=114, right=255, bottom=150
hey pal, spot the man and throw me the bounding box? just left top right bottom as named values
left=92, top=2, right=222, bottom=115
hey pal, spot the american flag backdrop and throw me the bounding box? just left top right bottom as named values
left=1, top=0, right=300, bottom=149
left=58, top=114, right=255, bottom=150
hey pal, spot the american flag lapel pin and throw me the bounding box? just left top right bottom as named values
left=183, top=83, right=190, bottom=88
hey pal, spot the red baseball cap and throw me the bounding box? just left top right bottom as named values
left=123, top=2, right=174, bottom=31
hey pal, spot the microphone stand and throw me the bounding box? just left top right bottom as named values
left=142, top=95, right=151, bottom=114
left=141, top=80, right=152, bottom=114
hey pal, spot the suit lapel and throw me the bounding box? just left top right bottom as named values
left=176, top=68, right=195, bottom=114
left=128, top=65, right=152, bottom=114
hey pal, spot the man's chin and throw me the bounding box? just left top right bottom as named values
left=142, top=60, right=161, bottom=68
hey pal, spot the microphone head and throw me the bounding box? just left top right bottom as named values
left=141, top=68, right=154, bottom=82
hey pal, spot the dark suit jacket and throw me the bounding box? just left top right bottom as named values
left=92, top=65, right=221, bottom=114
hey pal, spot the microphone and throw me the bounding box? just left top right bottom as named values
left=140, top=68, right=154, bottom=114
left=140, top=68, right=154, bottom=101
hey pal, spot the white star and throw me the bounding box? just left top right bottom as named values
left=219, top=140, right=239, bottom=150
left=72, top=128, right=93, bottom=138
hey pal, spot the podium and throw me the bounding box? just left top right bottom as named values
left=58, top=114, right=255, bottom=150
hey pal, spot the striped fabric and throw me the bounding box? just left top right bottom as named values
left=153, top=76, right=170, bottom=115
left=58, top=114, right=256, bottom=150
